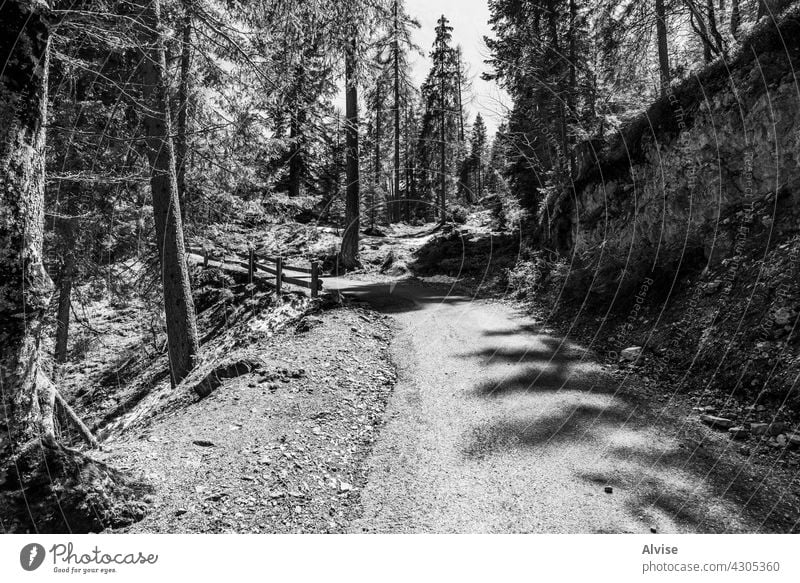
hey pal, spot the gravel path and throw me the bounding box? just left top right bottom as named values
left=328, top=278, right=799, bottom=533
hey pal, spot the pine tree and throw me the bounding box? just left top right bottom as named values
left=418, top=14, right=462, bottom=221
left=470, top=113, right=488, bottom=200
left=138, top=0, right=200, bottom=386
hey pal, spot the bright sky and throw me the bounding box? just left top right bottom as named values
left=404, top=0, right=509, bottom=135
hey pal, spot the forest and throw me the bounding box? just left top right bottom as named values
left=2, top=0, right=800, bottom=534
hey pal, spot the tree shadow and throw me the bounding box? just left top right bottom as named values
left=464, top=401, right=634, bottom=460
left=329, top=280, right=474, bottom=314
left=590, top=438, right=800, bottom=533
left=462, top=339, right=612, bottom=396
left=481, top=323, right=544, bottom=337
left=460, top=329, right=800, bottom=532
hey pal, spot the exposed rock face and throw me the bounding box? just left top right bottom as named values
left=546, top=13, right=800, bottom=298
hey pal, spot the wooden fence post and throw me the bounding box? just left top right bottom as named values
left=276, top=256, right=283, bottom=295
left=311, top=261, right=319, bottom=298
left=248, top=246, right=255, bottom=284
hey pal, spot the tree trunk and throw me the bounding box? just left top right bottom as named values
left=477, top=157, right=482, bottom=200
left=567, top=0, right=577, bottom=174
left=456, top=50, right=464, bottom=143
left=655, top=0, right=671, bottom=92
left=0, top=0, right=57, bottom=451
left=438, top=36, right=447, bottom=222
left=375, top=79, right=381, bottom=225
left=288, top=63, right=307, bottom=199
left=393, top=0, right=401, bottom=224
left=730, top=0, right=741, bottom=39
left=288, top=108, right=305, bottom=198
left=404, top=104, right=412, bottom=222
left=339, top=38, right=360, bottom=270
left=139, top=0, right=200, bottom=386
left=55, top=244, right=74, bottom=364
left=176, top=1, right=192, bottom=223
left=706, top=0, right=726, bottom=55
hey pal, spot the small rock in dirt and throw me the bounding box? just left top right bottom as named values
left=750, top=422, right=786, bottom=436
left=339, top=482, right=353, bottom=493
left=728, top=426, right=749, bottom=439
left=700, top=414, right=734, bottom=430
left=692, top=406, right=717, bottom=414
left=620, top=347, right=642, bottom=361
left=604, top=486, right=613, bottom=494
left=192, top=440, right=216, bottom=447
left=174, top=508, right=188, bottom=517
left=296, top=317, right=323, bottom=333
left=773, top=308, right=793, bottom=326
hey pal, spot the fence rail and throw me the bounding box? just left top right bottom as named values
left=187, top=245, right=323, bottom=297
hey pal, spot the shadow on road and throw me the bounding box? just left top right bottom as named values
left=459, top=323, right=800, bottom=533
left=328, top=280, right=472, bottom=313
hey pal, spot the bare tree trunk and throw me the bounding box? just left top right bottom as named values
left=730, top=0, right=741, bottom=39
left=0, top=0, right=57, bottom=452
left=393, top=0, right=401, bottom=224
left=375, top=79, right=381, bottom=224
left=477, top=155, right=482, bottom=200
left=455, top=49, right=464, bottom=143
left=685, top=1, right=719, bottom=61
left=655, top=0, right=671, bottom=92
left=55, top=245, right=74, bottom=364
left=705, top=0, right=727, bottom=55
left=288, top=107, right=306, bottom=198
left=404, top=104, right=412, bottom=222
left=176, top=1, right=192, bottom=224
left=139, top=0, right=200, bottom=386
left=288, top=64, right=307, bottom=198
left=339, top=38, right=361, bottom=270
left=438, top=35, right=447, bottom=222
left=568, top=0, right=577, bottom=174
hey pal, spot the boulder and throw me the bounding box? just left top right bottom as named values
left=728, top=426, right=749, bottom=439
left=700, top=415, right=734, bottom=430
left=750, top=422, right=787, bottom=436
left=620, top=347, right=642, bottom=362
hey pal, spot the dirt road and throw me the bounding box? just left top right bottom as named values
left=328, top=277, right=798, bottom=533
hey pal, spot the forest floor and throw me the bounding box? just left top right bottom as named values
left=79, top=295, right=396, bottom=534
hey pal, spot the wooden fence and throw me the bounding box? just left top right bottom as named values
left=187, top=245, right=323, bottom=298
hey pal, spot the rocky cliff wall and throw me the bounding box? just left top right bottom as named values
left=549, top=11, right=800, bottom=300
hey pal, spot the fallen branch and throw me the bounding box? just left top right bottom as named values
left=55, top=390, right=99, bottom=449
